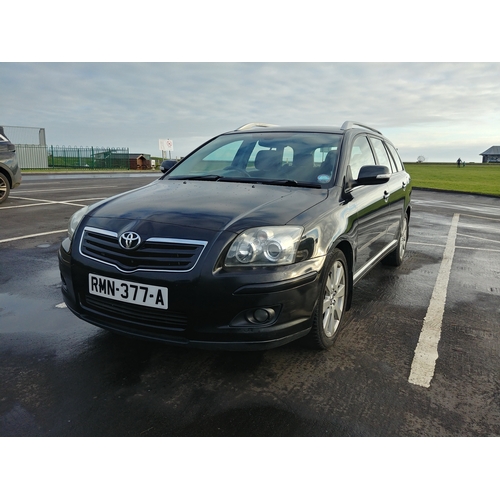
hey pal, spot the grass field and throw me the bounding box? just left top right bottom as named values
left=404, top=162, right=500, bottom=197
left=23, top=162, right=500, bottom=197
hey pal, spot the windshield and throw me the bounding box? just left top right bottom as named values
left=167, top=132, right=342, bottom=186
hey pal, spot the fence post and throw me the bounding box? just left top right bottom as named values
left=39, top=128, right=46, bottom=147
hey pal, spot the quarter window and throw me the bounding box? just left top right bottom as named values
left=386, top=142, right=405, bottom=172
left=383, top=143, right=397, bottom=172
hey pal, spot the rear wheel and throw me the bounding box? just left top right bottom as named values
left=384, top=213, right=408, bottom=266
left=0, top=172, right=10, bottom=204
left=307, top=248, right=348, bottom=350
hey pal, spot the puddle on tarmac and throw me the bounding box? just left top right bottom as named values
left=0, top=293, right=62, bottom=330
left=0, top=292, right=98, bottom=359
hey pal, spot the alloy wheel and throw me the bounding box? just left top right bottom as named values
left=322, top=260, right=346, bottom=338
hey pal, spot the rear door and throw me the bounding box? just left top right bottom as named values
left=368, top=137, right=405, bottom=244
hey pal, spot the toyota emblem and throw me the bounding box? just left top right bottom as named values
left=119, top=231, right=141, bottom=250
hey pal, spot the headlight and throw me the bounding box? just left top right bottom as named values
left=68, top=206, right=90, bottom=240
left=67, top=197, right=114, bottom=240
left=225, top=226, right=303, bottom=267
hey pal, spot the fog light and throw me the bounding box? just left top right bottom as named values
left=253, top=308, right=271, bottom=323
left=230, top=306, right=281, bottom=328
left=245, top=307, right=276, bottom=325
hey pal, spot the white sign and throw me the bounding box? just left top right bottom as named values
left=159, top=139, right=174, bottom=152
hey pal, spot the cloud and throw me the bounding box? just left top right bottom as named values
left=1, top=62, right=500, bottom=161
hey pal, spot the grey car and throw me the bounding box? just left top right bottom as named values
left=0, top=127, right=22, bottom=204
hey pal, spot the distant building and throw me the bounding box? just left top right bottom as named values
left=104, top=152, right=152, bottom=170
left=129, top=153, right=152, bottom=170
left=480, top=146, right=500, bottom=163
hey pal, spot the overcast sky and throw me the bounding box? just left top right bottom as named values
left=2, top=62, right=499, bottom=163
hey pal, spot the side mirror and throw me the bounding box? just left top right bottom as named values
left=354, top=165, right=391, bottom=186
left=160, top=159, right=178, bottom=174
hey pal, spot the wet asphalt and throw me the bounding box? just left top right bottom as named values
left=1, top=174, right=499, bottom=436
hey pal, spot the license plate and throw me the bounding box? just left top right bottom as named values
left=88, top=273, right=168, bottom=309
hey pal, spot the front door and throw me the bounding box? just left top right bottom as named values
left=348, top=135, right=393, bottom=278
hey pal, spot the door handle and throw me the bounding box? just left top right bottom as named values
left=402, top=181, right=407, bottom=190
left=383, top=190, right=390, bottom=202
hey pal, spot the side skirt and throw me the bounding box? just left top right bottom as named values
left=352, top=240, right=398, bottom=285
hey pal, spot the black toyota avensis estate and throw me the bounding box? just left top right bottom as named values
left=59, top=122, right=412, bottom=350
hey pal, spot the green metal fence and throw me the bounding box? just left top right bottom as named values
left=14, top=145, right=130, bottom=170
left=47, top=146, right=130, bottom=170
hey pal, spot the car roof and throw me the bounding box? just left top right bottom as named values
left=224, top=122, right=385, bottom=137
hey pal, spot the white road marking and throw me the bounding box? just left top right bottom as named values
left=55, top=302, right=67, bottom=309
left=0, top=230, right=67, bottom=244
left=1, top=197, right=105, bottom=210
left=410, top=241, right=500, bottom=252
left=457, top=233, right=500, bottom=244
left=460, top=214, right=500, bottom=222
left=455, top=246, right=500, bottom=253
left=14, top=186, right=115, bottom=194
left=408, top=213, right=460, bottom=388
left=0, top=202, right=86, bottom=210
left=410, top=242, right=446, bottom=247
left=7, top=196, right=87, bottom=206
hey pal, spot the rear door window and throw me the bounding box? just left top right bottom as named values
left=370, top=137, right=394, bottom=171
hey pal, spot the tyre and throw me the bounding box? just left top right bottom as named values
left=384, top=213, right=408, bottom=267
left=307, top=248, right=349, bottom=350
left=0, top=172, right=10, bottom=204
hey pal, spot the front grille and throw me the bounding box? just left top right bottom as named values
left=80, top=227, right=207, bottom=272
left=83, top=294, right=188, bottom=331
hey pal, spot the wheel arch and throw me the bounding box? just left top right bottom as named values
left=0, top=165, right=13, bottom=187
left=334, top=239, right=354, bottom=311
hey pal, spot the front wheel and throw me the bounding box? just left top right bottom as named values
left=307, top=248, right=349, bottom=350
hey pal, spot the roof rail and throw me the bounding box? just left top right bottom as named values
left=236, top=122, right=278, bottom=131
left=341, top=121, right=382, bottom=135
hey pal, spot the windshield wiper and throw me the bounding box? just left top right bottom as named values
left=170, top=174, right=222, bottom=181
left=169, top=175, right=322, bottom=189
left=256, top=179, right=322, bottom=189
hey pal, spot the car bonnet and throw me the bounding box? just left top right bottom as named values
left=85, top=178, right=328, bottom=236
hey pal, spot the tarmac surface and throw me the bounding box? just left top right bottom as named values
left=1, top=174, right=499, bottom=436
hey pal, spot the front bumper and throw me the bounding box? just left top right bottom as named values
left=59, top=238, right=324, bottom=350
